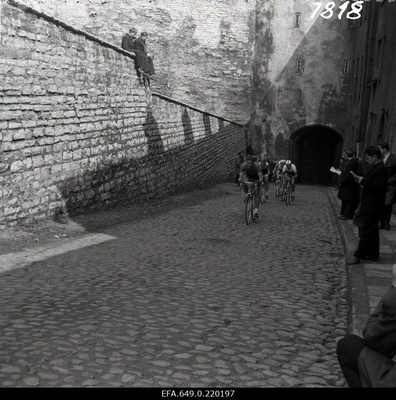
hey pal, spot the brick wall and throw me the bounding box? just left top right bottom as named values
left=0, top=2, right=245, bottom=226
left=15, top=0, right=256, bottom=125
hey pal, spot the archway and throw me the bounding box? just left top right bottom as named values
left=290, top=125, right=343, bottom=185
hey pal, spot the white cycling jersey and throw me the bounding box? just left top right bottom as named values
left=282, top=164, right=297, bottom=176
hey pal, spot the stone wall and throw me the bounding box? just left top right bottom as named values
left=13, top=0, right=256, bottom=125
left=0, top=2, right=245, bottom=226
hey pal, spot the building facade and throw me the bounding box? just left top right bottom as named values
left=349, top=0, right=396, bottom=154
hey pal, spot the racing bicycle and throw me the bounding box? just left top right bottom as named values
left=244, top=181, right=260, bottom=225
left=282, top=175, right=294, bottom=205
left=275, top=174, right=283, bottom=199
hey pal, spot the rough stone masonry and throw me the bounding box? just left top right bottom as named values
left=0, top=2, right=245, bottom=226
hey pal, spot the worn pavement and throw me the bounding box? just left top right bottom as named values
left=0, top=182, right=359, bottom=388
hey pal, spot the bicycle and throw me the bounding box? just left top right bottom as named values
left=275, top=175, right=283, bottom=199
left=259, top=176, right=269, bottom=204
left=282, top=176, right=294, bottom=205
left=243, top=181, right=260, bottom=225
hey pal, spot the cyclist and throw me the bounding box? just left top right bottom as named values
left=282, top=160, right=298, bottom=200
left=260, top=155, right=270, bottom=201
left=238, top=155, right=264, bottom=219
left=273, top=159, right=286, bottom=184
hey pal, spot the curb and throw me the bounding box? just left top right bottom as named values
left=326, top=187, right=370, bottom=336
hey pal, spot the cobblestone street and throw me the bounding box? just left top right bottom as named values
left=0, top=183, right=349, bottom=388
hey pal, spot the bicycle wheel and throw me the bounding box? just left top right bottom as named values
left=245, top=194, right=253, bottom=225
left=286, top=185, right=291, bottom=205
left=260, top=187, right=265, bottom=204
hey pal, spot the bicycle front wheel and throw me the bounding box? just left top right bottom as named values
left=286, top=186, right=292, bottom=205
left=245, top=194, right=253, bottom=225
left=260, top=187, right=265, bottom=204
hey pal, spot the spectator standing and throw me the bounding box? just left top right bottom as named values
left=337, top=149, right=360, bottom=220
left=234, top=150, right=244, bottom=184
left=336, top=266, right=396, bottom=387
left=245, top=144, right=254, bottom=158
left=347, top=146, right=388, bottom=264
left=357, top=153, right=371, bottom=177
left=133, top=31, right=155, bottom=85
left=378, top=142, right=396, bottom=230
left=267, top=155, right=275, bottom=183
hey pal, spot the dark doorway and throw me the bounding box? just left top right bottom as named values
left=291, top=125, right=343, bottom=185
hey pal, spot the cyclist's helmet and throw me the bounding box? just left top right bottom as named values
left=279, top=159, right=286, bottom=164
left=286, top=160, right=292, bottom=166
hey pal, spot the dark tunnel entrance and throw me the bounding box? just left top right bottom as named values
left=290, top=125, right=343, bottom=185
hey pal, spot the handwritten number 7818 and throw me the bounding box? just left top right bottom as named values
left=311, top=1, right=364, bottom=20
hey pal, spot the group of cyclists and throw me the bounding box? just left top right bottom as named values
left=237, top=147, right=298, bottom=220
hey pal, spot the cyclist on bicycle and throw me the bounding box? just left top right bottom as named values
left=282, top=160, right=298, bottom=200
left=260, top=155, right=270, bottom=201
left=238, top=155, right=264, bottom=219
left=273, top=159, right=286, bottom=184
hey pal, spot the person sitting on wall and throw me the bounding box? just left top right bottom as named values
left=133, top=31, right=155, bottom=86
left=121, top=27, right=138, bottom=54
left=121, top=27, right=142, bottom=82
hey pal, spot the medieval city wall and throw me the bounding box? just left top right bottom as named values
left=12, top=0, right=256, bottom=125
left=0, top=2, right=245, bottom=225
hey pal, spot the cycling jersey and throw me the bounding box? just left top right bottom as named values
left=240, top=161, right=261, bottom=180
left=282, top=164, right=297, bottom=176
left=261, top=161, right=269, bottom=175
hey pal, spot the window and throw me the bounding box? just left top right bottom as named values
left=294, top=13, right=301, bottom=28
left=354, top=58, right=359, bottom=101
left=343, top=59, right=349, bottom=74
left=378, top=114, right=385, bottom=142
left=296, top=58, right=303, bottom=73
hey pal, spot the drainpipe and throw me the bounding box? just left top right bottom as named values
left=359, top=1, right=379, bottom=150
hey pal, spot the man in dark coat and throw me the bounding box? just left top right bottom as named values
left=337, top=149, right=360, bottom=220
left=133, top=31, right=155, bottom=83
left=378, top=142, right=396, bottom=230
left=348, top=145, right=388, bottom=264
left=121, top=28, right=138, bottom=53
left=337, top=273, right=396, bottom=387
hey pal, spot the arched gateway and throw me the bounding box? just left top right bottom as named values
left=289, top=125, right=343, bottom=185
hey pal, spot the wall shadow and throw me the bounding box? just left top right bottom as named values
left=203, top=114, right=212, bottom=136
left=182, top=108, right=194, bottom=147
left=56, top=107, right=244, bottom=234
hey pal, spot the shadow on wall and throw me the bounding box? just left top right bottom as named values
left=203, top=114, right=212, bottom=136
left=56, top=108, right=238, bottom=220
left=182, top=108, right=194, bottom=147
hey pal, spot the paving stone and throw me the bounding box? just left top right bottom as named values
left=23, top=377, right=40, bottom=386
left=0, top=183, right=348, bottom=387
